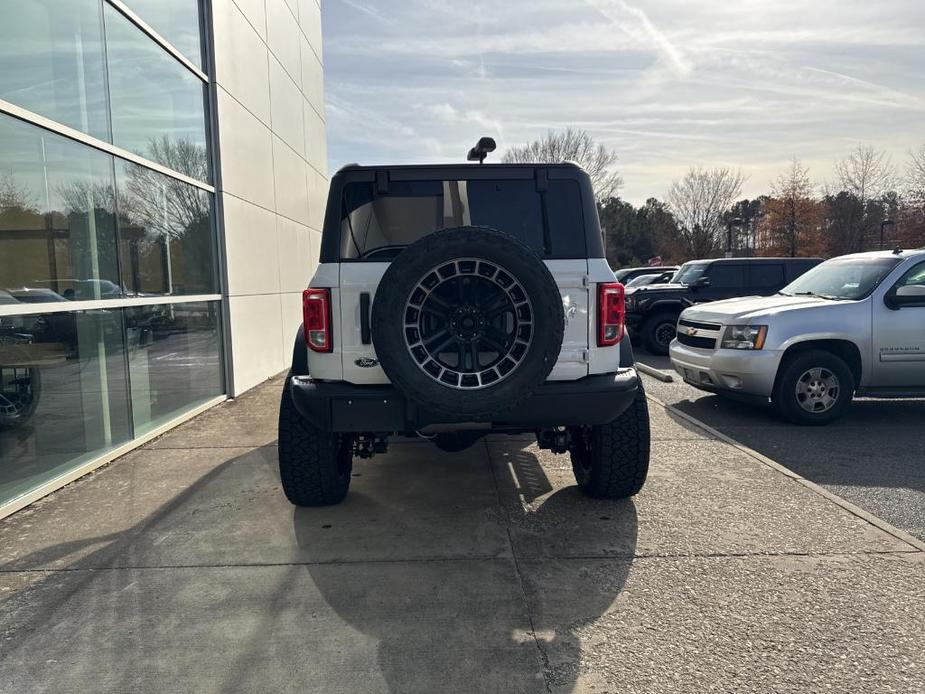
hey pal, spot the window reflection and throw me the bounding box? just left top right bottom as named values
left=0, top=0, right=111, bottom=141
left=0, top=309, right=132, bottom=503
left=116, top=161, right=217, bottom=296
left=0, top=115, right=122, bottom=300
left=125, top=302, right=223, bottom=435
left=0, top=115, right=216, bottom=302
left=121, top=0, right=204, bottom=69
left=104, top=5, right=210, bottom=182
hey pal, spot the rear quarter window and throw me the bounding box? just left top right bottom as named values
left=339, top=177, right=585, bottom=261
left=707, top=264, right=745, bottom=288
left=748, top=264, right=785, bottom=288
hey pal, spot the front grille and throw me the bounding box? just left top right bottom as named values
left=677, top=332, right=717, bottom=349
left=678, top=318, right=721, bottom=331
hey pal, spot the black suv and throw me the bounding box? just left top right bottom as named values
left=626, top=257, right=822, bottom=354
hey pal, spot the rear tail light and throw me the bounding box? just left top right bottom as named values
left=303, top=288, right=332, bottom=352
left=598, top=282, right=625, bottom=346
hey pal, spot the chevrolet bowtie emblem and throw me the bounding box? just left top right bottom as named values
left=687, top=327, right=698, bottom=336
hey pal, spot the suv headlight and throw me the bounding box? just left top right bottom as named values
left=721, top=325, right=768, bottom=350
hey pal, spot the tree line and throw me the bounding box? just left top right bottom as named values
left=505, top=130, right=925, bottom=267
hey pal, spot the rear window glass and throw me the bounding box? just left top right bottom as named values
left=339, top=178, right=584, bottom=260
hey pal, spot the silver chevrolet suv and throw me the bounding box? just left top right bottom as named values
left=670, top=249, right=925, bottom=424
left=277, top=159, right=651, bottom=506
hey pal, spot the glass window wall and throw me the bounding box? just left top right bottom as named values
left=0, top=115, right=121, bottom=300
left=0, top=309, right=132, bottom=503
left=115, top=162, right=217, bottom=296
left=104, top=4, right=210, bottom=182
left=0, top=1, right=224, bottom=511
left=0, top=0, right=111, bottom=141
left=120, top=0, right=204, bottom=69
left=125, top=301, right=223, bottom=436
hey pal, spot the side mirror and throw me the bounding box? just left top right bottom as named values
left=886, top=284, right=925, bottom=309
left=691, top=277, right=711, bottom=289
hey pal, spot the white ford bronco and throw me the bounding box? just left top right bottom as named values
left=670, top=249, right=925, bottom=425
left=278, top=150, right=650, bottom=506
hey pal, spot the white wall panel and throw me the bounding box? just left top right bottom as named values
left=212, top=0, right=327, bottom=396
left=212, top=0, right=271, bottom=124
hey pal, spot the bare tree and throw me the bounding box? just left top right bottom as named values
left=830, top=144, right=898, bottom=251
left=502, top=129, right=622, bottom=201
left=666, top=166, right=746, bottom=258
left=121, top=137, right=211, bottom=244
left=0, top=174, right=36, bottom=212
left=834, top=144, right=896, bottom=204
left=907, top=144, right=925, bottom=207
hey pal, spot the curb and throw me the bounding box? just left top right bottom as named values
left=637, top=362, right=674, bottom=383
left=645, top=392, right=925, bottom=554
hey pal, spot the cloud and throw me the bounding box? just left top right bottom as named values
left=584, top=0, right=693, bottom=77
left=322, top=0, right=925, bottom=203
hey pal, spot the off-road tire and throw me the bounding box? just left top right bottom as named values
left=0, top=366, right=41, bottom=428
left=278, top=378, right=353, bottom=506
left=569, top=384, right=651, bottom=498
left=641, top=312, right=678, bottom=355
left=371, top=226, right=565, bottom=420
left=772, top=349, right=854, bottom=426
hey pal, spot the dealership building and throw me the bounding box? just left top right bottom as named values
left=0, top=0, right=327, bottom=517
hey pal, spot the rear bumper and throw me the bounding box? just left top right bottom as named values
left=668, top=340, right=781, bottom=400
left=289, top=370, right=640, bottom=433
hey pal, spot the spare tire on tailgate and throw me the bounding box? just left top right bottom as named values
left=371, top=226, right=565, bottom=420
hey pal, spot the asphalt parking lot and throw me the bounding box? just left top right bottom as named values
left=1, top=374, right=923, bottom=693
left=636, top=352, right=925, bottom=542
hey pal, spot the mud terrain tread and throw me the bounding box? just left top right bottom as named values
left=278, top=378, right=351, bottom=506
left=572, top=385, right=651, bottom=498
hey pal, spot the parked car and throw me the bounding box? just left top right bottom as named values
left=614, top=265, right=679, bottom=284
left=7, top=288, right=69, bottom=304
left=669, top=249, right=925, bottom=424
left=624, top=269, right=677, bottom=288
left=277, top=158, right=651, bottom=506
left=625, top=257, right=822, bottom=354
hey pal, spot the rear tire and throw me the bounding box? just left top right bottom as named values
left=772, top=350, right=854, bottom=425
left=569, top=384, right=651, bottom=498
left=641, top=313, right=678, bottom=355
left=278, top=378, right=353, bottom=506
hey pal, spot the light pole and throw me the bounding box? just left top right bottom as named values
left=880, top=219, right=895, bottom=250
left=725, top=217, right=744, bottom=258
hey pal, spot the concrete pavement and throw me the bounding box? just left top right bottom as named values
left=1, top=375, right=923, bottom=693
left=637, top=353, right=925, bottom=542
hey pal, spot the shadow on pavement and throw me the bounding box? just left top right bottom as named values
left=295, top=441, right=638, bottom=693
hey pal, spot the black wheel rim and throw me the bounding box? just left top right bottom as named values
left=654, top=322, right=675, bottom=349
left=403, top=259, right=533, bottom=390
left=0, top=367, right=36, bottom=420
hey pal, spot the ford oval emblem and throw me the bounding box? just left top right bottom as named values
left=355, top=357, right=379, bottom=368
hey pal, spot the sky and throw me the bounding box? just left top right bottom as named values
left=320, top=0, right=925, bottom=205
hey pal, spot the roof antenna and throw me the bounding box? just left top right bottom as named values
left=467, top=137, right=497, bottom=164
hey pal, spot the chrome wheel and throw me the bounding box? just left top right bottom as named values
left=402, top=258, right=533, bottom=390
left=795, top=367, right=839, bottom=414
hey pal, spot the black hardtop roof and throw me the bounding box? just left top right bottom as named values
left=335, top=162, right=586, bottom=174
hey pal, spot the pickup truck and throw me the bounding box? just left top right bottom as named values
left=669, top=249, right=925, bottom=424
